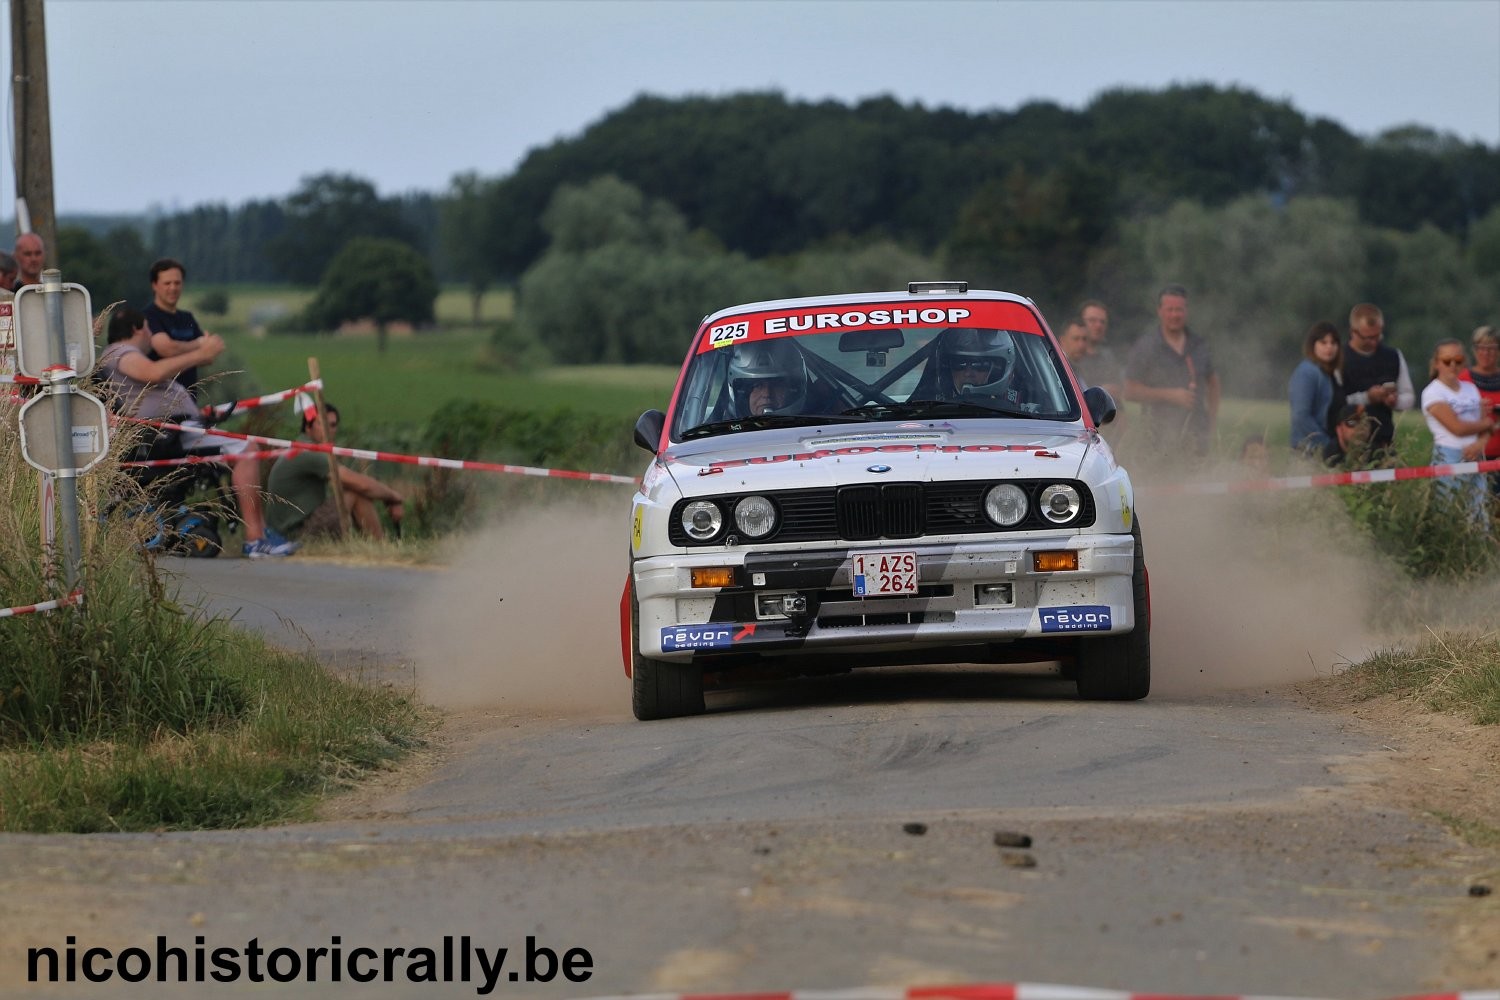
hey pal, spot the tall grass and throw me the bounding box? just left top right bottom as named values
left=0, top=399, right=425, bottom=831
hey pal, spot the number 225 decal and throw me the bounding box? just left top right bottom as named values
left=708, top=321, right=750, bottom=348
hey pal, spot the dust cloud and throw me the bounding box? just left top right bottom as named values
left=1138, top=483, right=1380, bottom=696
left=408, top=474, right=1458, bottom=711
left=411, top=501, right=631, bottom=717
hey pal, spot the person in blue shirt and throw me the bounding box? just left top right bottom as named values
left=1288, top=320, right=1343, bottom=455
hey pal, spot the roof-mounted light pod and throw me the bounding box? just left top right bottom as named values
left=907, top=281, right=969, bottom=295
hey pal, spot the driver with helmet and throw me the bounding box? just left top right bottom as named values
left=728, top=340, right=811, bottom=416
left=931, top=328, right=1018, bottom=401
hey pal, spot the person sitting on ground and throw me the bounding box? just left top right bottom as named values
left=266, top=403, right=404, bottom=542
left=96, top=308, right=297, bottom=558
left=1322, top=404, right=1365, bottom=466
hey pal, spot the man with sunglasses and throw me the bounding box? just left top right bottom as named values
left=933, top=328, right=1017, bottom=403
left=1340, top=303, right=1414, bottom=452
left=1323, top=404, right=1375, bottom=466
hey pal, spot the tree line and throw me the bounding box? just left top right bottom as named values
left=32, top=84, right=1500, bottom=391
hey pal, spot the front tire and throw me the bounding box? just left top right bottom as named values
left=1075, top=520, right=1150, bottom=701
left=630, top=586, right=705, bottom=721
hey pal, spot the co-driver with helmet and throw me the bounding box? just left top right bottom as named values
left=922, top=328, right=1022, bottom=405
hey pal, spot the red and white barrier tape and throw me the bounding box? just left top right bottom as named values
left=1142, top=457, right=1500, bottom=497
left=0, top=372, right=39, bottom=384
left=0, top=590, right=84, bottom=620
left=121, top=448, right=291, bottom=469
left=202, top=379, right=323, bottom=419
left=294, top=390, right=318, bottom=424
left=577, top=986, right=1500, bottom=1000
left=123, top=417, right=641, bottom=485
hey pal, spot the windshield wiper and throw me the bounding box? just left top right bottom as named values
left=841, top=400, right=1031, bottom=420
left=680, top=413, right=864, bottom=440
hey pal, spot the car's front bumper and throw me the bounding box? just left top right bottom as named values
left=633, top=533, right=1137, bottom=661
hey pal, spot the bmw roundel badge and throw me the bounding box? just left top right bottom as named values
left=867, top=464, right=892, bottom=474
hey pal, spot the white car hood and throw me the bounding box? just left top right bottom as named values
left=661, top=422, right=1094, bottom=498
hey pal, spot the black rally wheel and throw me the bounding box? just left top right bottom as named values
left=630, top=586, right=706, bottom=721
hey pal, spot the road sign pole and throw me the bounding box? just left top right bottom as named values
left=40, top=269, right=81, bottom=590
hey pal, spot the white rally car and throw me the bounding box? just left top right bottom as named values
left=622, top=282, right=1148, bottom=720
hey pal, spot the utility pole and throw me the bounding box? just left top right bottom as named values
left=10, top=0, right=56, bottom=258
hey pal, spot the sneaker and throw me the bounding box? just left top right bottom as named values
left=264, top=526, right=295, bottom=548
left=243, top=537, right=299, bottom=559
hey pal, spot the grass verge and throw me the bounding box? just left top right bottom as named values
left=1334, top=630, right=1500, bottom=848
left=1341, top=631, right=1500, bottom=725
left=0, top=631, right=429, bottom=833
left=1, top=403, right=427, bottom=833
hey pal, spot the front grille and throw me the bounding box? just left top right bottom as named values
left=668, top=481, right=1095, bottom=546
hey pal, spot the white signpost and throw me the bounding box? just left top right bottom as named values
left=18, top=388, right=111, bottom=475
left=11, top=271, right=106, bottom=592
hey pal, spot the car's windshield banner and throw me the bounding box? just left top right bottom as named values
left=697, top=299, right=1044, bottom=354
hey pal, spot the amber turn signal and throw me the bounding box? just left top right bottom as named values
left=691, top=567, right=735, bottom=588
left=1032, top=551, right=1079, bottom=572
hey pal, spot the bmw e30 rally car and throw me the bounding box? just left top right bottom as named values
left=622, top=282, right=1148, bottom=720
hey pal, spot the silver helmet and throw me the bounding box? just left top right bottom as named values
left=728, top=340, right=809, bottom=415
left=939, top=328, right=1015, bottom=393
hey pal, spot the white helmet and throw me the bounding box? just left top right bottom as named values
left=728, top=340, right=809, bottom=415
left=938, top=328, right=1015, bottom=397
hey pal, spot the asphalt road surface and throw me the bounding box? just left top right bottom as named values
left=1, top=555, right=1488, bottom=999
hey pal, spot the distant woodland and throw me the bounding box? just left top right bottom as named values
left=44, top=86, right=1500, bottom=392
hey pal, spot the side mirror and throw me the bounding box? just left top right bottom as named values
left=633, top=409, right=666, bottom=452
left=1082, top=386, right=1116, bottom=426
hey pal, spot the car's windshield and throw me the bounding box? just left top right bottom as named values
left=672, top=317, right=1080, bottom=440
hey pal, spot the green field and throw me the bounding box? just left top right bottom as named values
left=192, top=287, right=677, bottom=432
left=190, top=285, right=517, bottom=335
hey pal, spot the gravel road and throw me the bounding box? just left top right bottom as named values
left=2, top=551, right=1494, bottom=999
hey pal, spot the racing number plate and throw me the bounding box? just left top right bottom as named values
left=851, top=551, right=918, bottom=597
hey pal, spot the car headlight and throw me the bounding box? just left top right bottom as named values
left=734, top=495, right=777, bottom=538
left=681, top=500, right=724, bottom=541
left=1039, top=484, right=1082, bottom=524
left=984, top=484, right=1028, bottom=527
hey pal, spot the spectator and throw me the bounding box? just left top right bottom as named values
left=1458, top=324, right=1500, bottom=494
left=97, top=307, right=297, bottom=558
left=1340, top=303, right=1414, bottom=453
left=266, top=403, right=404, bottom=541
left=1323, top=403, right=1374, bottom=467
left=1058, top=319, right=1091, bottom=379
left=143, top=258, right=212, bottom=399
left=1421, top=339, right=1494, bottom=522
left=12, top=233, right=44, bottom=289
left=1124, top=284, right=1220, bottom=457
left=0, top=251, right=18, bottom=292
left=1079, top=299, right=1111, bottom=355
left=1288, top=320, right=1344, bottom=455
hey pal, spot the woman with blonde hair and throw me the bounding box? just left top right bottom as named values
left=1422, top=338, right=1496, bottom=521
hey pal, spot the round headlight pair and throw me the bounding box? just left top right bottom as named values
left=680, top=496, right=778, bottom=541
left=983, top=483, right=1082, bottom=527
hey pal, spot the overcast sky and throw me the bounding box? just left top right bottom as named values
left=5, top=0, right=1498, bottom=215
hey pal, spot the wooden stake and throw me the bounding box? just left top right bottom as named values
left=307, top=357, right=349, bottom=537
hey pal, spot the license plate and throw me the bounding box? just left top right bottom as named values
left=851, top=551, right=918, bottom=596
